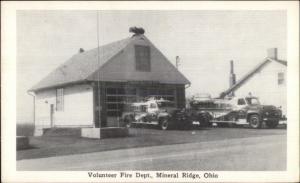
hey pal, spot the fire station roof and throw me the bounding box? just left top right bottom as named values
left=29, top=35, right=190, bottom=92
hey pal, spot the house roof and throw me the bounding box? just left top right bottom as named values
left=30, top=35, right=190, bottom=92
left=220, top=57, right=287, bottom=98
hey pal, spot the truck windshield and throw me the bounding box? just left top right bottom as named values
left=157, top=102, right=174, bottom=108
left=245, top=98, right=260, bottom=105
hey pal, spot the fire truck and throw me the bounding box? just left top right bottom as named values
left=121, top=97, right=192, bottom=130
left=188, top=94, right=283, bottom=129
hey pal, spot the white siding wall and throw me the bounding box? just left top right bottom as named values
left=35, top=84, right=94, bottom=128
left=35, top=88, right=56, bottom=128
left=234, top=61, right=287, bottom=115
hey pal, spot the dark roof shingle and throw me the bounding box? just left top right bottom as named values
left=30, top=37, right=132, bottom=91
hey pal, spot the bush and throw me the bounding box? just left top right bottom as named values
left=17, top=123, right=34, bottom=136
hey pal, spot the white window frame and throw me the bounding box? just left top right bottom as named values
left=278, top=72, right=285, bottom=85
left=56, top=88, right=64, bottom=111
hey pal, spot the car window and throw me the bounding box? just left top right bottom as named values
left=237, top=98, right=246, bottom=105
left=150, top=103, right=157, bottom=108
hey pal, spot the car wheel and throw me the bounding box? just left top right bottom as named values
left=266, top=120, right=279, bottom=128
left=160, top=118, right=169, bottom=130
left=249, top=114, right=262, bottom=129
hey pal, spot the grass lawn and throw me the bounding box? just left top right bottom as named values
left=17, top=125, right=286, bottom=161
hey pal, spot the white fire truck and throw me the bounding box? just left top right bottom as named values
left=188, top=94, right=283, bottom=129
left=121, top=97, right=192, bottom=130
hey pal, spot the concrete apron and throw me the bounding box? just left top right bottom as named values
left=81, top=127, right=129, bottom=139
left=34, top=126, right=129, bottom=139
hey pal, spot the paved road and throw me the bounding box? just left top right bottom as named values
left=17, top=134, right=286, bottom=171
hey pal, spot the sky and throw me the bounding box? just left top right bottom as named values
left=17, top=10, right=287, bottom=122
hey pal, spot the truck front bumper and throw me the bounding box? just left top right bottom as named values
left=262, top=117, right=280, bottom=121
left=262, top=117, right=286, bottom=125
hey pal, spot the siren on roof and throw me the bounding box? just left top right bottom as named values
left=79, top=48, right=85, bottom=53
left=129, top=26, right=145, bottom=36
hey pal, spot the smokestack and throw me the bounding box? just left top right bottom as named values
left=267, top=48, right=277, bottom=60
left=230, top=60, right=236, bottom=87
left=229, top=60, right=236, bottom=97
left=230, top=60, right=234, bottom=74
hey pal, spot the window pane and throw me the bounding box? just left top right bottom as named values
left=278, top=72, right=284, bottom=85
left=165, top=89, right=174, bottom=95
left=56, top=88, right=64, bottom=111
left=135, top=45, right=151, bottom=71
left=117, top=88, right=125, bottom=95
left=125, top=88, right=136, bottom=95
left=148, top=88, right=157, bottom=95
left=106, top=88, right=117, bottom=95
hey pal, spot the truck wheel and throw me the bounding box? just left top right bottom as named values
left=266, top=120, right=279, bottom=128
left=200, top=115, right=210, bottom=127
left=160, top=118, right=169, bottom=130
left=249, top=114, right=262, bottom=129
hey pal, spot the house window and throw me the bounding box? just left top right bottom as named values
left=135, top=45, right=151, bottom=71
left=56, top=88, right=64, bottom=111
left=278, top=72, right=285, bottom=85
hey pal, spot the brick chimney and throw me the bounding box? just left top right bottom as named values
left=267, top=48, right=278, bottom=60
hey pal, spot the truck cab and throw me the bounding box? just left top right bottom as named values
left=230, top=96, right=282, bottom=128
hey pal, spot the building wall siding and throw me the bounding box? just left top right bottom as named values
left=35, top=84, right=94, bottom=128
left=234, top=61, right=287, bottom=115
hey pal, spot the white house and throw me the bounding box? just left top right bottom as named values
left=221, top=48, right=287, bottom=117
left=28, top=28, right=190, bottom=136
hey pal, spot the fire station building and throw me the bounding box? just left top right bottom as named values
left=29, top=30, right=190, bottom=134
